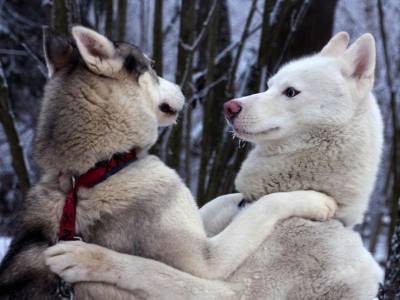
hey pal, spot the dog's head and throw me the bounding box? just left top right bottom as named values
left=224, top=32, right=376, bottom=145
left=34, top=26, right=184, bottom=174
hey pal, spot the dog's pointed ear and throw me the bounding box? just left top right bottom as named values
left=320, top=32, right=350, bottom=57
left=343, top=33, right=376, bottom=78
left=341, top=33, right=376, bottom=97
left=43, top=26, right=75, bottom=77
left=71, top=26, right=122, bottom=76
left=342, top=33, right=375, bottom=80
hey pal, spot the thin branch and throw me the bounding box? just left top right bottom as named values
left=162, top=5, right=180, bottom=38
left=0, top=49, right=28, bottom=56
left=186, top=74, right=227, bottom=103
left=272, top=0, right=312, bottom=73
left=179, top=0, right=218, bottom=52
left=192, top=23, right=263, bottom=84
left=7, top=31, right=47, bottom=78
left=226, top=0, right=258, bottom=97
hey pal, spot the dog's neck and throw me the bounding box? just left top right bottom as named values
left=44, top=147, right=150, bottom=193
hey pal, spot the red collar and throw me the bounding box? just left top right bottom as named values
left=58, top=148, right=137, bottom=241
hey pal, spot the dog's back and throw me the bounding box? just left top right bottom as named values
left=0, top=26, right=185, bottom=299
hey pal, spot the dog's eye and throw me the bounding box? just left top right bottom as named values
left=283, top=87, right=300, bottom=98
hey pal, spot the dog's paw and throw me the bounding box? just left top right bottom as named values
left=281, top=190, right=337, bottom=221
left=298, top=191, right=337, bottom=221
left=44, top=241, right=112, bottom=283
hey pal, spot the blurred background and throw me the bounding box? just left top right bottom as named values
left=0, top=0, right=399, bottom=297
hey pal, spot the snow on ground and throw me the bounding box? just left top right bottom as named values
left=0, top=237, right=11, bottom=261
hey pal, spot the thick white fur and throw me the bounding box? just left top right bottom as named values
left=232, top=33, right=380, bottom=226
left=45, top=32, right=383, bottom=299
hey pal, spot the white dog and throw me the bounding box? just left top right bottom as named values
left=45, top=32, right=383, bottom=299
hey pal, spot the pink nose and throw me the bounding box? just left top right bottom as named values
left=224, top=100, right=242, bottom=121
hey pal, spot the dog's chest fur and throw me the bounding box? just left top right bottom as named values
left=74, top=156, right=180, bottom=256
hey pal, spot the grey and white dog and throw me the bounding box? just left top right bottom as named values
left=0, top=26, right=335, bottom=299
left=45, top=32, right=383, bottom=300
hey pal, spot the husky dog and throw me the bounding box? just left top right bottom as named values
left=0, top=26, right=335, bottom=299
left=45, top=32, right=383, bottom=300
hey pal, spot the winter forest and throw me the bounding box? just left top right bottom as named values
left=0, top=0, right=399, bottom=298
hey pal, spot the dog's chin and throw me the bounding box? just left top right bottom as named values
left=157, top=113, right=179, bottom=127
left=233, top=126, right=281, bottom=142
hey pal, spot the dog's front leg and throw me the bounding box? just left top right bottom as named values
left=200, top=193, right=243, bottom=237
left=195, top=190, right=337, bottom=279
left=45, top=241, right=241, bottom=300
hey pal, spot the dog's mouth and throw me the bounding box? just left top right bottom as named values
left=234, top=126, right=280, bottom=137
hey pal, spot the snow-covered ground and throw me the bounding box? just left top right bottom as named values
left=0, top=237, right=11, bottom=262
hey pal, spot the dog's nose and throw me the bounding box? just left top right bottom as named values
left=224, top=100, right=242, bottom=121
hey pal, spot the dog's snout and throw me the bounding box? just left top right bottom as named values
left=159, top=102, right=177, bottom=115
left=224, top=100, right=242, bottom=121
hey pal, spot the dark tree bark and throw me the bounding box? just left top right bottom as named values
left=51, top=0, right=69, bottom=34
left=105, top=0, right=114, bottom=39
left=377, top=0, right=400, bottom=297
left=117, top=0, right=127, bottom=41
left=152, top=0, right=163, bottom=75
left=197, top=0, right=232, bottom=205
left=51, top=0, right=82, bottom=34
left=165, top=0, right=197, bottom=170
left=0, top=64, right=30, bottom=196
left=93, top=0, right=103, bottom=31
left=378, top=216, right=400, bottom=299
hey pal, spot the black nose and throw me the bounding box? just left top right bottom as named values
left=159, top=103, right=177, bottom=115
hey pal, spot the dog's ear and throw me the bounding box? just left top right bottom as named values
left=320, top=32, right=350, bottom=57
left=43, top=27, right=75, bottom=77
left=342, top=33, right=375, bottom=79
left=71, top=26, right=122, bottom=77
left=341, top=33, right=376, bottom=96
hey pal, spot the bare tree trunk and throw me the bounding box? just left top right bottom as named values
left=51, top=0, right=82, bottom=34
left=117, top=0, right=127, bottom=40
left=65, top=0, right=82, bottom=27
left=377, top=0, right=400, bottom=253
left=165, top=0, right=197, bottom=170
left=205, top=0, right=258, bottom=200
left=51, top=0, right=69, bottom=34
left=0, top=64, right=30, bottom=196
left=195, top=0, right=233, bottom=205
left=376, top=1, right=400, bottom=297
left=152, top=0, right=163, bottom=75
left=105, top=0, right=114, bottom=39
left=139, top=0, right=149, bottom=50
left=93, top=0, right=102, bottom=31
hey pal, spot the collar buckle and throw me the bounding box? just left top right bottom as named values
left=70, top=176, right=76, bottom=189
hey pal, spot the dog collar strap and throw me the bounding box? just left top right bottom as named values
left=58, top=148, right=137, bottom=241
left=238, top=198, right=252, bottom=209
